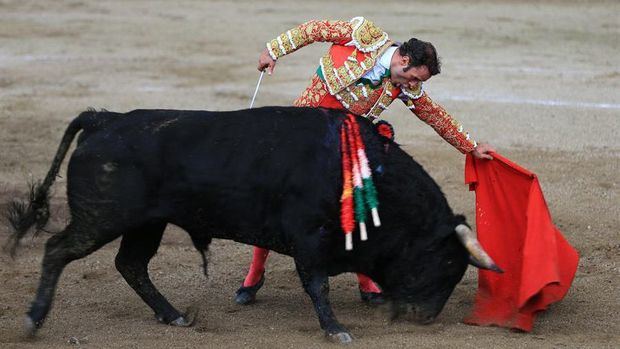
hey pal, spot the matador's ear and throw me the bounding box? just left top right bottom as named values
left=374, top=120, right=395, bottom=152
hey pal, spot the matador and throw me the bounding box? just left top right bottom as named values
left=235, top=17, right=495, bottom=306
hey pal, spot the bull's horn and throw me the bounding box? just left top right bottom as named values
left=455, top=224, right=504, bottom=273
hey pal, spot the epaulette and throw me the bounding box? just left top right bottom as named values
left=345, top=17, right=389, bottom=52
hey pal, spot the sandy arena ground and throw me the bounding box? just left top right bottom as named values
left=0, top=0, right=618, bottom=347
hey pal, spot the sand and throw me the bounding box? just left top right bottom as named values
left=0, top=1, right=618, bottom=347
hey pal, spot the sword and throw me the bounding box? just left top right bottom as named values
left=249, top=70, right=265, bottom=108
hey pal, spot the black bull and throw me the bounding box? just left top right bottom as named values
left=6, top=107, right=500, bottom=343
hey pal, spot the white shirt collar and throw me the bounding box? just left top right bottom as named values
left=379, top=46, right=398, bottom=71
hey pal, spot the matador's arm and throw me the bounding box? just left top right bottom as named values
left=400, top=87, right=477, bottom=154
left=266, top=17, right=389, bottom=60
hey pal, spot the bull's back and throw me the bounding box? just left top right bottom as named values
left=66, top=107, right=345, bottom=241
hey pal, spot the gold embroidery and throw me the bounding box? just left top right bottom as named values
left=266, top=42, right=278, bottom=60
left=294, top=75, right=329, bottom=107
left=408, top=92, right=476, bottom=153
left=267, top=20, right=355, bottom=60
left=277, top=34, right=293, bottom=54
left=334, top=83, right=385, bottom=115
left=319, top=55, right=340, bottom=95
left=401, top=83, right=424, bottom=99
left=365, top=80, right=398, bottom=119
left=346, top=17, right=389, bottom=52
left=320, top=41, right=393, bottom=95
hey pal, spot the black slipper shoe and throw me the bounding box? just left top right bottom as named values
left=360, top=289, right=386, bottom=305
left=234, top=274, right=265, bottom=305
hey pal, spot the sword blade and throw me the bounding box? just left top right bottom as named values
left=249, top=70, right=265, bottom=108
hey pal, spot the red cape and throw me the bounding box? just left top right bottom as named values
left=463, top=153, right=579, bottom=332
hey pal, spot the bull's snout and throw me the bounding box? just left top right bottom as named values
left=392, top=302, right=442, bottom=325
left=414, top=313, right=436, bottom=325
left=412, top=304, right=438, bottom=325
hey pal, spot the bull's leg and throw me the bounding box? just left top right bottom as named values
left=295, top=263, right=353, bottom=344
left=190, top=235, right=211, bottom=278
left=114, top=223, right=189, bottom=326
left=26, top=222, right=120, bottom=335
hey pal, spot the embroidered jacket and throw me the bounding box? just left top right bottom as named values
left=267, top=17, right=477, bottom=153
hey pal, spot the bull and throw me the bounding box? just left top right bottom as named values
left=6, top=107, right=501, bottom=343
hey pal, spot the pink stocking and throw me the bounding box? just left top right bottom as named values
left=357, top=273, right=382, bottom=293
left=242, top=247, right=270, bottom=287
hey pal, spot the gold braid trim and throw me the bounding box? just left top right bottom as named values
left=401, top=83, right=424, bottom=100
left=364, top=80, right=398, bottom=119
left=267, top=20, right=354, bottom=59
left=345, top=17, right=389, bottom=52
left=333, top=83, right=386, bottom=115
left=320, top=40, right=393, bottom=95
left=266, top=17, right=388, bottom=58
left=406, top=92, right=477, bottom=153
left=293, top=74, right=329, bottom=107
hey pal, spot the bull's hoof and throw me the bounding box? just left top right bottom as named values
left=328, top=332, right=353, bottom=344
left=23, top=316, right=37, bottom=338
left=169, top=316, right=192, bottom=327
left=155, top=312, right=194, bottom=327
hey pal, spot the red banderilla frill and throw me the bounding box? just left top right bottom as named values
left=340, top=114, right=381, bottom=251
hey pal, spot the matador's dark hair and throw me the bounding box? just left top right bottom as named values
left=398, top=38, right=441, bottom=76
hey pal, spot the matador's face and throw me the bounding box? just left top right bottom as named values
left=390, top=54, right=431, bottom=90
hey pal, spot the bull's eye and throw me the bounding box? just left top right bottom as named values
left=446, top=259, right=453, bottom=265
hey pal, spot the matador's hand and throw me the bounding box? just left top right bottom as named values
left=258, top=48, right=277, bottom=74
left=471, top=143, right=496, bottom=160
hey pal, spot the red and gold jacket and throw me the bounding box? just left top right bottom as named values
left=267, top=17, right=477, bottom=153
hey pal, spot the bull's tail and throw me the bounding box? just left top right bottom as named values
left=5, top=111, right=89, bottom=257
